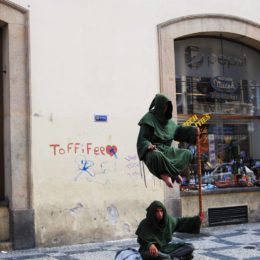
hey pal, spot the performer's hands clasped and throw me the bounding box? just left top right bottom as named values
left=148, top=145, right=158, bottom=150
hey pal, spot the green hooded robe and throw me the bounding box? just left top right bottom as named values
left=137, top=94, right=196, bottom=182
left=135, top=201, right=200, bottom=256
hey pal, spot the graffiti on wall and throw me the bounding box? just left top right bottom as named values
left=74, top=154, right=120, bottom=184
left=124, top=154, right=147, bottom=187
left=49, top=143, right=118, bottom=158
left=49, top=142, right=118, bottom=184
left=124, top=154, right=156, bottom=187
left=49, top=142, right=155, bottom=187
left=74, top=155, right=113, bottom=184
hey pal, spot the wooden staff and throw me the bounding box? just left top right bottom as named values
left=196, top=132, right=203, bottom=217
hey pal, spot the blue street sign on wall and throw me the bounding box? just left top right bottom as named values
left=94, top=115, right=108, bottom=122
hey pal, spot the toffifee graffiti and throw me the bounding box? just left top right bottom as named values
left=49, top=143, right=118, bottom=158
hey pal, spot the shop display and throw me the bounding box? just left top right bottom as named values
left=175, top=37, right=260, bottom=191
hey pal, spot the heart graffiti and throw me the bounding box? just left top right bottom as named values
left=106, top=145, right=118, bottom=158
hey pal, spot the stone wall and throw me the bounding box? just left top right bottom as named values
left=181, top=187, right=260, bottom=226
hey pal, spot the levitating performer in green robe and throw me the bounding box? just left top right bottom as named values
left=136, top=201, right=202, bottom=260
left=137, top=94, right=200, bottom=188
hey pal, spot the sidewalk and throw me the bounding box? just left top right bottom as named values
left=0, top=222, right=260, bottom=260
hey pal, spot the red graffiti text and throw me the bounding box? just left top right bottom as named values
left=49, top=143, right=118, bottom=157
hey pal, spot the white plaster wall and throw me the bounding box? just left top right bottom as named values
left=8, top=0, right=260, bottom=246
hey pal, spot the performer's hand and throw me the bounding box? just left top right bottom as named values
left=199, top=213, right=205, bottom=224
left=149, top=244, right=158, bottom=257
left=196, top=127, right=200, bottom=137
left=148, top=145, right=157, bottom=150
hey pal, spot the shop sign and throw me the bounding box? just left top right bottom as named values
left=182, top=113, right=211, bottom=127
left=210, top=76, right=239, bottom=93
left=184, top=46, right=246, bottom=70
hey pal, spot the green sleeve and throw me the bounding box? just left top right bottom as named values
left=137, top=124, right=153, bottom=160
left=173, top=216, right=200, bottom=234
left=174, top=125, right=197, bottom=144
left=137, top=237, right=154, bottom=252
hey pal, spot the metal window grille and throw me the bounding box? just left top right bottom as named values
left=208, top=205, right=248, bottom=226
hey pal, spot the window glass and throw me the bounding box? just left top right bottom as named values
left=175, top=37, right=260, bottom=116
left=175, top=37, right=260, bottom=187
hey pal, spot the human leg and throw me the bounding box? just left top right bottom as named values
left=169, top=243, right=194, bottom=260
left=144, top=150, right=182, bottom=188
left=160, top=174, right=183, bottom=188
left=160, top=174, right=174, bottom=188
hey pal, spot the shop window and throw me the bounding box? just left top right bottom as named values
left=175, top=37, right=260, bottom=188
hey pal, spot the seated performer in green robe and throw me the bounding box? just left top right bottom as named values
left=136, top=201, right=202, bottom=260
left=137, top=93, right=200, bottom=188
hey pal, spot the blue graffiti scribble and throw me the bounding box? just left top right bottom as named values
left=74, top=155, right=111, bottom=183
left=79, top=159, right=95, bottom=177
left=100, top=162, right=106, bottom=174
left=74, top=155, right=96, bottom=182
left=110, top=148, right=118, bottom=159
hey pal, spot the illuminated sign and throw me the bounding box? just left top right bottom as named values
left=210, top=76, right=239, bottom=93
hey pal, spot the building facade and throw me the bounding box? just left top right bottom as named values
left=0, top=0, right=259, bottom=250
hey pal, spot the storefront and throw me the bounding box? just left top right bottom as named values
left=175, top=36, right=260, bottom=188
left=174, top=36, right=260, bottom=225
left=157, top=15, right=260, bottom=225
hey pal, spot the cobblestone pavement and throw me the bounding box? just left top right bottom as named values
left=1, top=222, right=260, bottom=260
